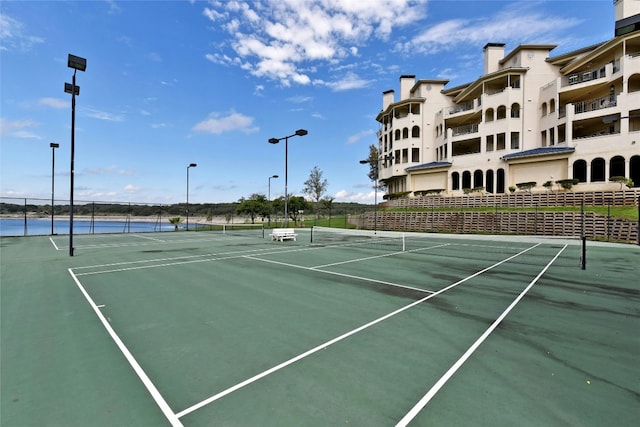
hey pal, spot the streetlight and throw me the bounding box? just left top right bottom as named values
left=186, top=163, right=197, bottom=230
left=268, top=174, right=279, bottom=226
left=50, top=142, right=59, bottom=235
left=360, top=154, right=392, bottom=234
left=268, top=129, right=308, bottom=227
left=65, top=53, right=86, bottom=257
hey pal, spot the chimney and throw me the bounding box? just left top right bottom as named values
left=399, top=75, right=415, bottom=100
left=382, top=89, right=395, bottom=110
left=484, top=43, right=505, bottom=74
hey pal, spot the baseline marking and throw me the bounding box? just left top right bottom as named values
left=68, top=268, right=182, bottom=426
left=176, top=243, right=541, bottom=418
left=396, top=244, right=567, bottom=427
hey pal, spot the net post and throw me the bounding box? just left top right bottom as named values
left=310, top=226, right=314, bottom=243
left=402, top=233, right=406, bottom=252
left=580, top=200, right=586, bottom=270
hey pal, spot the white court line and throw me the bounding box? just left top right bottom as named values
left=132, top=234, right=165, bottom=242
left=49, top=236, right=60, bottom=250
left=175, top=243, right=541, bottom=419
left=68, top=268, right=182, bottom=427
left=248, top=256, right=435, bottom=295
left=395, top=244, right=567, bottom=427
left=312, top=243, right=450, bottom=269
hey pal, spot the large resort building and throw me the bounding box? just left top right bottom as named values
left=376, top=0, right=640, bottom=198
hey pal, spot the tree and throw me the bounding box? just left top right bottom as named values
left=364, top=144, right=379, bottom=182
left=303, top=166, right=328, bottom=219
left=168, top=217, right=182, bottom=231
left=271, top=196, right=310, bottom=224
left=609, top=176, right=634, bottom=190
left=236, top=193, right=269, bottom=223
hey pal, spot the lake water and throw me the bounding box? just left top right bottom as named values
left=0, top=218, right=175, bottom=236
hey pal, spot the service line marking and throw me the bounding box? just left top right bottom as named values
left=395, top=244, right=567, bottom=427
left=176, top=243, right=541, bottom=419
left=68, top=269, right=182, bottom=426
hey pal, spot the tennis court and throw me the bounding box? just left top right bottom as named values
left=1, top=227, right=638, bottom=426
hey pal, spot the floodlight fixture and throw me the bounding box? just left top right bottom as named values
left=186, top=163, right=197, bottom=231
left=267, top=129, right=308, bottom=226
left=64, top=83, right=80, bottom=95
left=68, top=54, right=87, bottom=72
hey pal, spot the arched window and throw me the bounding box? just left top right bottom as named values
left=549, top=99, right=556, bottom=113
left=630, top=155, right=640, bottom=187
left=573, top=159, right=587, bottom=182
left=412, top=126, right=420, bottom=138
left=510, top=103, right=520, bottom=118
left=473, top=170, right=483, bottom=188
left=591, top=158, right=606, bottom=182
left=496, top=168, right=505, bottom=193
left=485, top=108, right=494, bottom=122
left=395, top=129, right=401, bottom=140
left=452, top=172, right=460, bottom=190
left=497, top=105, right=507, bottom=120
left=609, top=155, right=625, bottom=178
left=486, top=169, right=494, bottom=193
left=462, top=171, right=472, bottom=189
left=402, top=127, right=409, bottom=139
left=541, top=102, right=548, bottom=116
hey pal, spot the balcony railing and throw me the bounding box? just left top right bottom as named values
left=451, top=123, right=479, bottom=137
left=574, top=95, right=617, bottom=114
left=448, top=100, right=475, bottom=115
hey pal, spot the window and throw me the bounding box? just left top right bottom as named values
left=510, top=132, right=520, bottom=149
left=395, top=129, right=401, bottom=140
left=412, top=126, right=420, bottom=138
left=402, top=127, right=409, bottom=139
left=549, top=99, right=556, bottom=113
left=591, top=158, right=606, bottom=182
left=485, top=108, right=494, bottom=122
left=497, top=133, right=506, bottom=150
left=497, top=105, right=507, bottom=120
left=394, top=150, right=401, bottom=164
left=486, top=135, right=494, bottom=152
left=412, top=148, right=419, bottom=162
left=573, top=160, right=587, bottom=183
left=510, top=103, right=520, bottom=118
left=452, top=172, right=460, bottom=190
left=541, top=102, right=548, bottom=116
left=549, top=128, right=555, bottom=146
left=541, top=130, right=547, bottom=147
left=402, top=148, right=408, bottom=163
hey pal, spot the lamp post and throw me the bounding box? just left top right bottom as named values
left=65, top=54, right=86, bottom=256
left=268, top=129, right=308, bottom=227
left=50, top=142, right=59, bottom=235
left=359, top=154, right=392, bottom=234
left=186, top=163, right=197, bottom=230
left=268, top=174, right=278, bottom=226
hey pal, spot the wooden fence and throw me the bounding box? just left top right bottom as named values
left=383, top=189, right=640, bottom=209
left=351, top=211, right=638, bottom=244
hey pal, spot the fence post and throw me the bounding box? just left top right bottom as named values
left=23, top=198, right=27, bottom=236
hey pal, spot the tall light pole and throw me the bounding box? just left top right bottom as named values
left=50, top=142, right=59, bottom=235
left=359, top=154, right=392, bottom=234
left=186, top=163, right=197, bottom=230
left=268, top=129, right=308, bottom=227
left=268, top=174, right=278, bottom=226
left=65, top=54, right=86, bottom=256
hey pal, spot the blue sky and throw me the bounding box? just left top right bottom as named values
left=1, top=0, right=613, bottom=204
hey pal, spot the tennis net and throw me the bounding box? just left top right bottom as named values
left=310, top=226, right=582, bottom=265
left=194, top=222, right=265, bottom=238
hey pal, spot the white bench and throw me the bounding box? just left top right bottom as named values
left=270, top=228, right=297, bottom=241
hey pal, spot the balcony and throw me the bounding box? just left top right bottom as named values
left=574, top=95, right=617, bottom=115
left=451, top=123, right=479, bottom=137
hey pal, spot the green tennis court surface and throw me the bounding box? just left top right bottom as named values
left=1, top=228, right=638, bottom=426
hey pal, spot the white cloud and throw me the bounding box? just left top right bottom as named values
left=192, top=110, right=259, bottom=134
left=0, top=118, right=40, bottom=138
left=38, top=97, right=67, bottom=109
left=326, top=72, right=374, bottom=92
left=347, top=129, right=375, bottom=145
left=202, top=0, right=427, bottom=87
left=0, top=14, right=44, bottom=52
left=84, top=108, right=125, bottom=122
left=399, top=4, right=582, bottom=55
left=83, top=165, right=134, bottom=176
left=124, top=184, right=142, bottom=193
